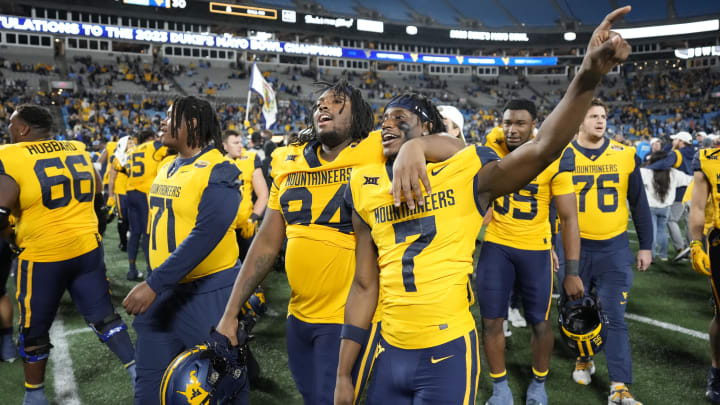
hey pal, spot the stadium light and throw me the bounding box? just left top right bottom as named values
left=614, top=19, right=719, bottom=39
left=563, top=31, right=576, bottom=41
left=406, top=25, right=418, bottom=36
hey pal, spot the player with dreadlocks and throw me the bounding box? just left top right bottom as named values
left=123, top=96, right=249, bottom=405
left=216, top=80, right=464, bottom=404
left=337, top=7, right=633, bottom=402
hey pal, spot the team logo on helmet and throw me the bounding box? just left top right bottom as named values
left=176, top=370, right=209, bottom=405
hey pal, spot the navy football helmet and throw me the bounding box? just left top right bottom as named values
left=558, top=294, right=609, bottom=358
left=160, top=330, right=249, bottom=405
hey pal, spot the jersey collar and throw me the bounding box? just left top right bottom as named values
left=303, top=140, right=322, bottom=168
left=167, top=145, right=214, bottom=177
left=572, top=137, right=609, bottom=161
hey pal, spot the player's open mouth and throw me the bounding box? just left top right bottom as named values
left=318, top=114, right=332, bottom=124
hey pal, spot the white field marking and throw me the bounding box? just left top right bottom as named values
left=49, top=316, right=82, bottom=405
left=551, top=294, right=709, bottom=340
left=62, top=327, right=93, bottom=338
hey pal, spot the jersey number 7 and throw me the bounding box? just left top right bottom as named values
left=392, top=216, right=437, bottom=292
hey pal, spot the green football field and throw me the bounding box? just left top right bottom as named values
left=0, top=227, right=713, bottom=404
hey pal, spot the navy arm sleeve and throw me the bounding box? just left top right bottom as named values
left=692, top=151, right=702, bottom=172
left=646, top=149, right=678, bottom=170
left=627, top=155, right=653, bottom=250
left=254, top=154, right=262, bottom=169
left=146, top=162, right=241, bottom=294
left=548, top=199, right=558, bottom=246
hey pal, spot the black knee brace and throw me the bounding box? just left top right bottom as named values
left=88, top=313, right=127, bottom=343
left=18, top=331, right=52, bottom=363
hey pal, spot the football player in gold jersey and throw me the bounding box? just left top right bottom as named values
left=0, top=105, right=135, bottom=405
left=122, top=96, right=248, bottom=405
left=564, top=99, right=652, bottom=405
left=689, top=147, right=720, bottom=403
left=336, top=8, right=633, bottom=403
left=216, top=81, right=462, bottom=405
left=222, top=129, right=269, bottom=261
left=124, top=129, right=168, bottom=280
left=478, top=99, right=581, bottom=405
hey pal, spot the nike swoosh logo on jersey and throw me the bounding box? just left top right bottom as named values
left=431, top=165, right=448, bottom=176
left=430, top=355, right=454, bottom=364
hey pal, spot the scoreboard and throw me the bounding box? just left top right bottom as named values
left=122, top=0, right=187, bottom=9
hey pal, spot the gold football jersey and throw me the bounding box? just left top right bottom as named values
left=485, top=148, right=575, bottom=250
left=567, top=139, right=637, bottom=240
left=125, top=140, right=168, bottom=194
left=0, top=140, right=99, bottom=261
left=148, top=148, right=239, bottom=282
left=268, top=130, right=384, bottom=324
left=231, top=149, right=261, bottom=227
left=102, top=141, right=117, bottom=186
left=694, top=149, right=720, bottom=231
left=350, top=145, right=499, bottom=349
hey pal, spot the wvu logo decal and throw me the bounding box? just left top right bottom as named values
left=285, top=154, right=298, bottom=162
left=501, top=57, right=510, bottom=65
left=456, top=56, right=464, bottom=64
left=410, top=53, right=419, bottom=62
left=375, top=343, right=385, bottom=358
left=363, top=176, right=380, bottom=186
left=176, top=370, right=209, bottom=405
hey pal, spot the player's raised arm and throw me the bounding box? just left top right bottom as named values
left=476, top=6, right=631, bottom=208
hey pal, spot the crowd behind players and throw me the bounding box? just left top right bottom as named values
left=0, top=31, right=719, bottom=403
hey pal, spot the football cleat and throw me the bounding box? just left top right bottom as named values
left=558, top=294, right=608, bottom=358
left=707, top=367, right=720, bottom=403
left=525, top=381, right=547, bottom=405
left=572, top=358, right=595, bottom=385
left=608, top=384, right=642, bottom=405
left=508, top=308, right=527, bottom=328
left=126, top=270, right=143, bottom=281
left=503, top=320, right=512, bottom=338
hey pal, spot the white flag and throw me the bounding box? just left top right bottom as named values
left=250, top=64, right=277, bottom=129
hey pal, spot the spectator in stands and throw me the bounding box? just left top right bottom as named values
left=636, top=135, right=651, bottom=161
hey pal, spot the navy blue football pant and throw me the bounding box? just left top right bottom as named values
left=476, top=241, right=553, bottom=325
left=286, top=315, right=381, bottom=405
left=132, top=266, right=248, bottom=405
left=14, top=246, right=134, bottom=363
left=366, top=329, right=480, bottom=404
left=126, top=190, right=150, bottom=271
left=557, top=233, right=634, bottom=384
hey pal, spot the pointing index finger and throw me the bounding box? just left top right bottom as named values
left=597, top=5, right=631, bottom=32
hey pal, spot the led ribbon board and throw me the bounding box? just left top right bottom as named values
left=0, top=15, right=558, bottom=66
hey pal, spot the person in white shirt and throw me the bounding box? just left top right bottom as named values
left=641, top=150, right=694, bottom=260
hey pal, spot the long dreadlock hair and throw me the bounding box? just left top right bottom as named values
left=169, top=96, right=224, bottom=153
left=297, top=80, right=374, bottom=144
left=383, top=93, right=446, bottom=135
